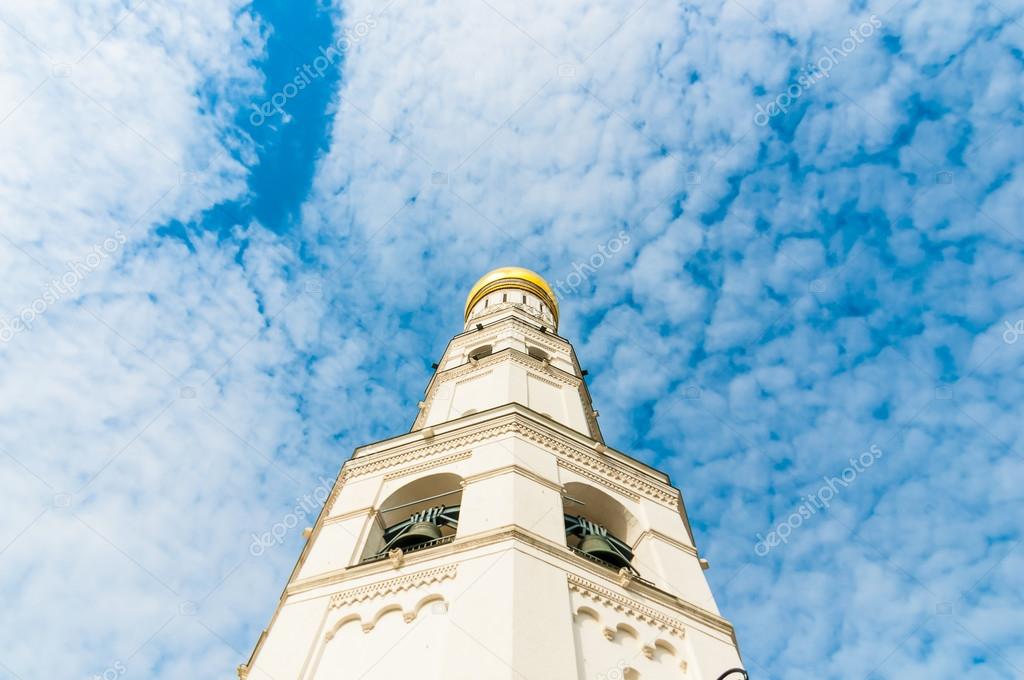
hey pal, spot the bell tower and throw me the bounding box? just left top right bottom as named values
left=239, top=267, right=746, bottom=680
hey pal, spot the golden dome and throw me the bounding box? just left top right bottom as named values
left=464, top=266, right=559, bottom=325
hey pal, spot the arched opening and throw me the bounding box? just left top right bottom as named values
left=468, top=344, right=492, bottom=361
left=360, top=473, right=463, bottom=563
left=562, top=482, right=641, bottom=574
left=527, top=346, right=549, bottom=362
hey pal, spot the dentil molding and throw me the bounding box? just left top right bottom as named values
left=328, top=564, right=458, bottom=609
left=568, top=573, right=686, bottom=638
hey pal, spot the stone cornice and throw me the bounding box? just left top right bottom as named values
left=442, top=348, right=538, bottom=386
left=453, top=315, right=571, bottom=357
left=328, top=564, right=458, bottom=609
left=323, top=506, right=374, bottom=526
left=568, top=574, right=687, bottom=638
left=412, top=347, right=582, bottom=430
left=557, top=459, right=642, bottom=502
left=345, top=418, right=519, bottom=479
left=634, top=529, right=699, bottom=556
left=341, top=412, right=678, bottom=509
left=515, top=424, right=678, bottom=508
left=383, top=450, right=473, bottom=481
left=285, top=524, right=736, bottom=642
left=463, top=463, right=564, bottom=494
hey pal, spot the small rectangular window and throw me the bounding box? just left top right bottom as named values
left=522, top=295, right=527, bottom=303
left=502, top=294, right=507, bottom=302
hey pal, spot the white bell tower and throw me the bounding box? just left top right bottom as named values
left=239, top=266, right=746, bottom=680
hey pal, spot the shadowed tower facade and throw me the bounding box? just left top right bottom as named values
left=240, top=266, right=746, bottom=680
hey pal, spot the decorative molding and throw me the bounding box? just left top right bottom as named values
left=413, top=348, right=580, bottom=429
left=345, top=421, right=517, bottom=479
left=525, top=370, right=563, bottom=390
left=568, top=574, right=687, bottom=638
left=510, top=422, right=678, bottom=507
left=455, top=368, right=493, bottom=386
left=634, top=529, right=699, bottom=557
left=383, top=450, right=473, bottom=481
left=343, top=414, right=679, bottom=509
left=322, top=506, right=374, bottom=526
left=322, top=472, right=348, bottom=516
left=288, top=523, right=736, bottom=641
left=507, top=350, right=577, bottom=386
left=579, top=383, right=602, bottom=441
left=557, top=459, right=642, bottom=502
left=328, top=565, right=458, bottom=609
left=463, top=464, right=564, bottom=494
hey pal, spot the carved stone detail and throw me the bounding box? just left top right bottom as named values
left=525, top=370, right=563, bottom=389
left=412, top=348, right=581, bottom=429
left=323, top=474, right=347, bottom=516
left=344, top=421, right=516, bottom=479
left=455, top=368, right=493, bottom=385
left=343, top=415, right=678, bottom=508
left=559, top=460, right=642, bottom=502
left=328, top=565, right=458, bottom=609
left=383, top=450, right=473, bottom=481
left=511, top=422, right=677, bottom=506
left=568, top=574, right=686, bottom=638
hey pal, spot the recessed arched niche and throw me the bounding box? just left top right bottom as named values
left=359, top=472, right=463, bottom=563
left=562, top=481, right=642, bottom=572
left=527, top=345, right=549, bottom=362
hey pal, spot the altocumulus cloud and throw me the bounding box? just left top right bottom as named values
left=1, top=0, right=1023, bottom=679
left=303, top=0, right=1024, bottom=677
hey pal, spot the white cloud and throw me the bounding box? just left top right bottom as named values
left=2, top=0, right=1023, bottom=677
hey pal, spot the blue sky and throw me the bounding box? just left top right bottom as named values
left=1, top=0, right=1022, bottom=678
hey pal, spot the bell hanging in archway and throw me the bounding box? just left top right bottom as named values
left=391, top=520, right=442, bottom=549
left=578, top=533, right=631, bottom=569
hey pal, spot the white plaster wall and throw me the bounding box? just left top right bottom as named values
left=447, top=368, right=497, bottom=419
left=420, top=351, right=593, bottom=437
left=296, top=417, right=724, bottom=621
left=298, top=517, right=366, bottom=579
left=685, top=625, right=746, bottom=680
left=632, top=536, right=719, bottom=614
left=246, top=310, right=746, bottom=679
left=246, top=597, right=328, bottom=680
left=312, top=599, right=449, bottom=680
left=527, top=371, right=565, bottom=420
left=571, top=598, right=693, bottom=680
